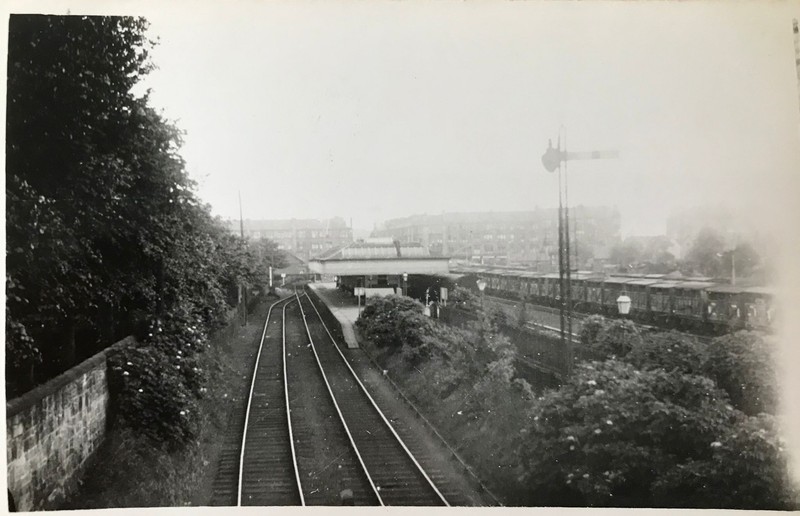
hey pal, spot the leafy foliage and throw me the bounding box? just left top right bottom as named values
left=627, top=331, right=706, bottom=375
left=589, top=318, right=643, bottom=360
left=108, top=308, right=211, bottom=447
left=449, top=286, right=480, bottom=312
left=355, top=295, right=434, bottom=355
left=578, top=315, right=607, bottom=347
left=519, top=360, right=743, bottom=507
left=651, top=414, right=796, bottom=509
left=702, top=331, right=778, bottom=416
left=5, top=15, right=286, bottom=453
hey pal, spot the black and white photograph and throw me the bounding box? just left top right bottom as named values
left=4, top=0, right=800, bottom=512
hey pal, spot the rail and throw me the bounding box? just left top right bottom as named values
left=299, top=292, right=449, bottom=506
left=282, top=296, right=305, bottom=506
left=306, top=292, right=504, bottom=506
left=293, top=292, right=382, bottom=505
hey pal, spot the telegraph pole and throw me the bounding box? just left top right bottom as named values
left=239, top=191, right=247, bottom=326
left=542, top=132, right=618, bottom=375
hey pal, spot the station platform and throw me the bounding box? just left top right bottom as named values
left=307, top=282, right=362, bottom=349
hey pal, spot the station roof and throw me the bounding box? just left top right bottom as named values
left=308, top=238, right=449, bottom=276
left=315, top=238, right=440, bottom=261
left=626, top=279, right=661, bottom=286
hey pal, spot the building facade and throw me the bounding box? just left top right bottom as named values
left=227, top=217, right=353, bottom=261
left=371, top=207, right=621, bottom=271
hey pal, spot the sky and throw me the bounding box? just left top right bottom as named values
left=107, top=1, right=800, bottom=237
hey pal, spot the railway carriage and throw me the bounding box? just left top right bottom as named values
left=541, top=273, right=562, bottom=306
left=584, top=277, right=605, bottom=312
left=672, top=281, right=714, bottom=331
left=740, top=286, right=775, bottom=331
left=600, top=277, right=636, bottom=316
left=649, top=281, right=679, bottom=325
left=706, top=285, right=743, bottom=331
left=625, top=278, right=660, bottom=320
left=447, top=264, right=775, bottom=335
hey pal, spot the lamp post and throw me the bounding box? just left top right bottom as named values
left=476, top=279, right=487, bottom=309
left=616, top=293, right=632, bottom=317
left=716, top=251, right=736, bottom=286
left=402, top=272, right=408, bottom=297
left=423, top=287, right=432, bottom=317
left=542, top=132, right=619, bottom=376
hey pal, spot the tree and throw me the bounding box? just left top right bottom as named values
left=517, top=360, right=773, bottom=507
left=5, top=15, right=271, bottom=402
left=609, top=239, right=643, bottom=270
left=6, top=15, right=159, bottom=387
left=684, top=227, right=726, bottom=276
left=702, top=331, right=778, bottom=416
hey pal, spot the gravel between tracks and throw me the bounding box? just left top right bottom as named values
left=302, top=293, right=498, bottom=506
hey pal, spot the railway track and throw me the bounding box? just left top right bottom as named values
left=296, top=293, right=449, bottom=506
left=212, top=291, right=450, bottom=506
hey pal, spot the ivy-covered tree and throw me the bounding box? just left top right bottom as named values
left=6, top=15, right=160, bottom=387
left=5, top=14, right=274, bottom=409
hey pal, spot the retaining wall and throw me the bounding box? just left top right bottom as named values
left=6, top=336, right=134, bottom=511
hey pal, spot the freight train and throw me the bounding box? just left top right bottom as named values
left=448, top=266, right=775, bottom=335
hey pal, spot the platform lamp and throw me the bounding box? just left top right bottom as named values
left=402, top=272, right=408, bottom=297
left=616, top=292, right=632, bottom=317
left=476, top=279, right=487, bottom=309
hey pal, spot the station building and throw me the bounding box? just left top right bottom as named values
left=308, top=238, right=450, bottom=298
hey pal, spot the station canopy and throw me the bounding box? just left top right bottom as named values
left=308, top=238, right=449, bottom=276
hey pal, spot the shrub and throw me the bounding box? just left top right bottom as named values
left=356, top=295, right=433, bottom=352
left=109, top=345, right=200, bottom=448
left=517, top=360, right=739, bottom=507
left=590, top=319, right=643, bottom=360
left=108, top=307, right=211, bottom=448
left=651, top=414, right=797, bottom=509
left=449, top=286, right=480, bottom=312
left=627, top=331, right=706, bottom=375
left=578, top=315, right=607, bottom=348
left=702, top=331, right=778, bottom=415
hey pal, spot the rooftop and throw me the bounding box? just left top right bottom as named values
left=316, top=238, right=436, bottom=261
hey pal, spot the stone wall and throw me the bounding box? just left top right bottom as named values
left=6, top=336, right=133, bottom=511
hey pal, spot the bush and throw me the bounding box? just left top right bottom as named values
left=356, top=295, right=433, bottom=352
left=702, top=331, right=778, bottom=415
left=651, top=414, right=797, bottom=509
left=109, top=345, right=200, bottom=448
left=518, top=360, right=740, bottom=507
left=627, top=331, right=706, bottom=375
left=108, top=307, right=211, bottom=448
left=449, top=286, right=480, bottom=312
left=590, top=319, right=643, bottom=360
left=578, top=315, right=608, bottom=348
